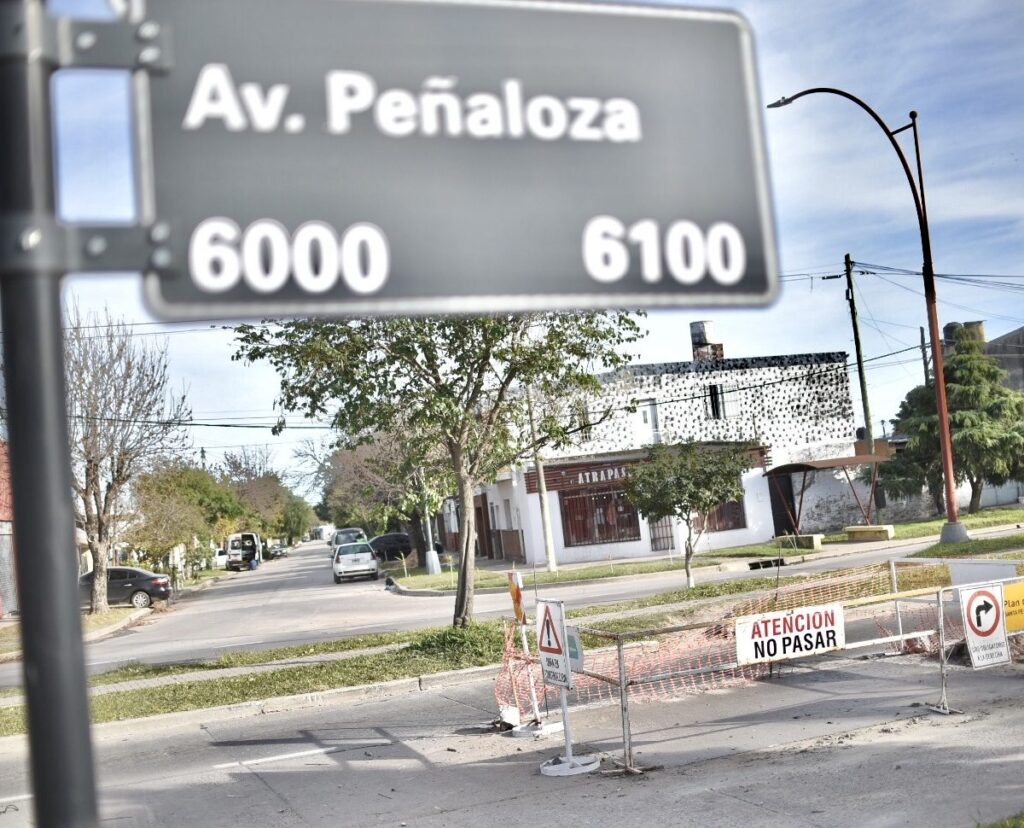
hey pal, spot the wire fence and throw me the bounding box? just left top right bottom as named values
left=495, top=557, right=1024, bottom=770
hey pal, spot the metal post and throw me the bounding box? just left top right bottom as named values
left=767, top=91, right=966, bottom=543
left=559, top=688, right=574, bottom=764
left=911, top=112, right=965, bottom=542
left=889, top=560, right=904, bottom=647
left=0, top=3, right=98, bottom=822
left=617, top=638, right=634, bottom=771
left=929, top=588, right=960, bottom=715
left=844, top=253, right=872, bottom=448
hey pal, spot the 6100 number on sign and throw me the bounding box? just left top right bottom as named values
left=188, top=219, right=390, bottom=295
left=582, top=216, right=747, bottom=286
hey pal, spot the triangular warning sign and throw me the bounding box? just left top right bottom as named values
left=538, top=605, right=563, bottom=655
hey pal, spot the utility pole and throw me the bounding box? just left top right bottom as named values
left=844, top=254, right=873, bottom=449
left=920, top=326, right=931, bottom=385
left=526, top=390, right=558, bottom=573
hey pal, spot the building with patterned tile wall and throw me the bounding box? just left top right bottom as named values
left=475, top=322, right=857, bottom=566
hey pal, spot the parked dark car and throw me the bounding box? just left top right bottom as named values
left=369, top=533, right=412, bottom=561
left=79, top=567, right=171, bottom=609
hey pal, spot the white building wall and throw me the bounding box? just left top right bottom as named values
left=548, top=354, right=855, bottom=464
left=796, top=469, right=1024, bottom=533
left=479, top=352, right=860, bottom=564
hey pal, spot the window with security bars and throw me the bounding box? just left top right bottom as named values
left=695, top=496, right=747, bottom=533
left=559, top=486, right=641, bottom=547
left=705, top=384, right=741, bottom=420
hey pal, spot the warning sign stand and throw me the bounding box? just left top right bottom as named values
left=506, top=574, right=562, bottom=739
left=536, top=601, right=600, bottom=776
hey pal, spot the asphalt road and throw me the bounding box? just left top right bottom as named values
left=0, top=531, right=1013, bottom=688
left=2, top=651, right=1023, bottom=826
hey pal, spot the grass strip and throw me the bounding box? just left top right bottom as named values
left=398, top=556, right=721, bottom=591
left=704, top=542, right=800, bottom=559
left=980, top=814, right=1024, bottom=828
left=90, top=630, right=421, bottom=686
left=0, top=624, right=505, bottom=738
left=909, top=532, right=1024, bottom=560
left=0, top=609, right=138, bottom=656
left=566, top=575, right=805, bottom=620
left=823, top=506, right=1024, bottom=543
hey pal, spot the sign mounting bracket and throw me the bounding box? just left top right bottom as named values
left=0, top=2, right=173, bottom=70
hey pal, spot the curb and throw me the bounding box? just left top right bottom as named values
left=0, top=608, right=152, bottom=665
left=393, top=571, right=691, bottom=597
left=395, top=525, right=1024, bottom=594
left=83, top=608, right=151, bottom=642
left=173, top=575, right=222, bottom=600
left=25, top=663, right=504, bottom=739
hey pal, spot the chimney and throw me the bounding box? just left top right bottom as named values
left=963, top=320, right=986, bottom=343
left=690, top=320, right=723, bottom=361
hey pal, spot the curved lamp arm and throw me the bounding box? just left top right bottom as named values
left=768, top=88, right=930, bottom=266
left=767, top=87, right=963, bottom=535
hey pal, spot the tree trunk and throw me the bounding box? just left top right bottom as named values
left=927, top=482, right=945, bottom=517
left=683, top=519, right=696, bottom=589
left=90, top=539, right=110, bottom=613
left=969, top=479, right=984, bottom=514
left=452, top=475, right=477, bottom=627
left=408, top=509, right=427, bottom=568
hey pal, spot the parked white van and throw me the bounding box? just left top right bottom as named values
left=225, top=532, right=263, bottom=571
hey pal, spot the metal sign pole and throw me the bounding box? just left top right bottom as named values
left=0, top=1, right=98, bottom=824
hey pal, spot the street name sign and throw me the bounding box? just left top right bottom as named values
left=138, top=0, right=778, bottom=319
left=536, top=600, right=572, bottom=688
left=959, top=584, right=1010, bottom=669
left=735, top=604, right=845, bottom=666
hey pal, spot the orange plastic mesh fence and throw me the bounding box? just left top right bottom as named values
left=494, top=560, right=977, bottom=720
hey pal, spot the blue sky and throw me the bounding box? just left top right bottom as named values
left=49, top=0, right=1024, bottom=480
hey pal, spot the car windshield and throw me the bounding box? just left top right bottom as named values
left=336, top=543, right=372, bottom=557
left=334, top=530, right=364, bottom=544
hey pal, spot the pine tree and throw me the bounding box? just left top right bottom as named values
left=945, top=328, right=1024, bottom=512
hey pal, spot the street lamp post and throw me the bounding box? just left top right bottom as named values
left=768, top=88, right=968, bottom=542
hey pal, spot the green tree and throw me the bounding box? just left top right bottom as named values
left=131, top=462, right=246, bottom=569
left=315, top=428, right=453, bottom=557
left=280, top=493, right=316, bottom=545
left=882, top=385, right=945, bottom=515
left=219, top=446, right=291, bottom=536
left=885, top=329, right=1024, bottom=515
left=625, top=442, right=753, bottom=588
left=945, top=328, right=1024, bottom=512
left=234, top=313, right=642, bottom=626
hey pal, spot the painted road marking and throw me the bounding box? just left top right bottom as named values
left=213, top=739, right=392, bottom=769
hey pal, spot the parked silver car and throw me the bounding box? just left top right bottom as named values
left=333, top=542, right=379, bottom=582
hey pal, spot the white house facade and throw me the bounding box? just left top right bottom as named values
left=474, top=322, right=859, bottom=566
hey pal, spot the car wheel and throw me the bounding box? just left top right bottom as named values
left=130, top=590, right=152, bottom=609
left=372, top=571, right=380, bottom=580
left=334, top=575, right=342, bottom=584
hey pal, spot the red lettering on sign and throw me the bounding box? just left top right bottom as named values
left=538, top=606, right=564, bottom=655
